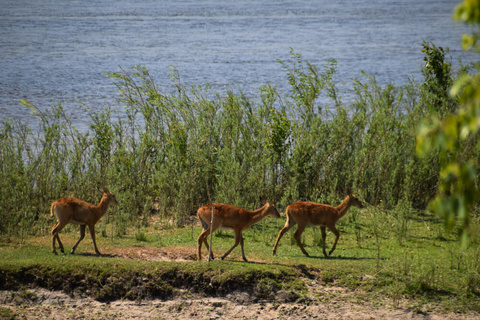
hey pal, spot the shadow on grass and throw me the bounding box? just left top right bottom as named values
left=305, top=255, right=383, bottom=261
left=220, top=253, right=382, bottom=268
left=73, top=252, right=118, bottom=258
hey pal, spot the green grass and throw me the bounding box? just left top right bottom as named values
left=0, top=306, right=17, bottom=320
left=1, top=208, right=479, bottom=314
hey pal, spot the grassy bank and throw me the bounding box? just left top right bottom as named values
left=1, top=206, right=479, bottom=315
left=0, top=46, right=479, bottom=316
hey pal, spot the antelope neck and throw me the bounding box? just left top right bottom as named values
left=98, top=195, right=111, bottom=215
left=250, top=204, right=269, bottom=221
left=335, top=196, right=352, bottom=217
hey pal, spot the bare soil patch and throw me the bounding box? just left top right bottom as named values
left=1, top=287, right=476, bottom=320
left=107, top=245, right=197, bottom=262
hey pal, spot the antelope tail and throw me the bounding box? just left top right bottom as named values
left=200, top=218, right=209, bottom=231
left=50, top=204, right=56, bottom=219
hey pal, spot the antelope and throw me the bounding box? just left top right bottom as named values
left=272, top=194, right=363, bottom=257
left=197, top=199, right=280, bottom=262
left=51, top=188, right=118, bottom=255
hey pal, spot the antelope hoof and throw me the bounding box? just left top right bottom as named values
left=53, top=251, right=58, bottom=255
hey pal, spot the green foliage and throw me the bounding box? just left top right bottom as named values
left=0, top=306, right=16, bottom=319
left=135, top=230, right=148, bottom=242
left=278, top=48, right=339, bottom=124
left=421, top=41, right=456, bottom=114
left=455, top=0, right=480, bottom=51
left=416, top=0, right=480, bottom=242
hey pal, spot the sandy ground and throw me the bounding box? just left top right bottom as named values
left=1, top=246, right=477, bottom=320
left=1, top=287, right=476, bottom=320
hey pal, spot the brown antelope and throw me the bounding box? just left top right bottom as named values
left=51, top=188, right=118, bottom=255
left=197, top=199, right=280, bottom=262
left=272, top=194, right=363, bottom=257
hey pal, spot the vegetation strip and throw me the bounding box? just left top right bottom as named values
left=0, top=260, right=302, bottom=303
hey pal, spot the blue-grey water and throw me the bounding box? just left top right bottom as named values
left=0, top=0, right=473, bottom=131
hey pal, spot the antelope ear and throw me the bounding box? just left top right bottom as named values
left=98, top=188, right=105, bottom=194
left=259, top=197, right=267, bottom=205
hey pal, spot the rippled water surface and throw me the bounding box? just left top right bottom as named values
left=0, top=0, right=473, bottom=130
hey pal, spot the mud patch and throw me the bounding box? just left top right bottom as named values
left=108, top=246, right=197, bottom=262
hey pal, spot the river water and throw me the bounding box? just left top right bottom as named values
left=0, top=0, right=473, bottom=131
